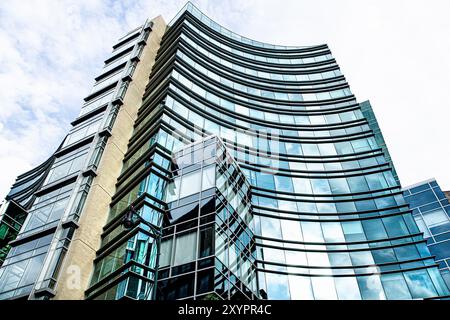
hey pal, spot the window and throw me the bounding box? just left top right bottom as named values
left=235, top=105, right=249, bottom=116
left=220, top=127, right=235, bottom=143
left=202, top=166, right=215, bottom=190
left=318, top=143, right=337, bottom=156
left=302, top=144, right=320, bottom=156
left=361, top=219, right=387, bottom=240
left=301, top=221, right=324, bottom=242
left=357, top=275, right=386, bottom=300
left=321, top=222, right=345, bottom=242
left=329, top=178, right=350, bottom=194
left=307, top=252, right=330, bottom=267
left=334, top=277, right=362, bottom=300
left=274, top=175, right=294, bottom=193
left=174, top=231, right=197, bottom=266
left=311, top=179, right=331, bottom=194
left=260, top=216, right=282, bottom=239
left=288, top=276, right=314, bottom=300
left=422, top=208, right=449, bottom=228
left=285, top=250, right=307, bottom=266
left=394, top=245, right=420, bottom=261
left=350, top=251, right=374, bottom=266
left=18, top=254, right=46, bottom=288
left=280, top=220, right=302, bottom=241
left=311, top=277, right=337, bottom=300
left=382, top=215, right=409, bottom=237
left=328, top=252, right=352, bottom=266
left=413, top=216, right=431, bottom=238
left=406, top=190, right=436, bottom=208
left=381, top=273, right=412, bottom=300
left=199, top=227, right=214, bottom=258
left=265, top=273, right=290, bottom=299
left=302, top=93, right=317, bottom=101
left=196, top=269, right=214, bottom=294
left=347, top=176, right=369, bottom=193
left=90, top=70, right=122, bottom=94
left=47, top=162, right=71, bottom=183
left=334, top=141, right=353, bottom=155
left=23, top=197, right=69, bottom=232
left=372, top=248, right=396, bottom=264
left=292, top=177, right=312, bottom=194
left=63, top=117, right=102, bottom=147
left=80, top=90, right=114, bottom=116
left=366, top=172, right=388, bottom=190
left=165, top=177, right=180, bottom=203
left=310, top=115, right=326, bottom=125
left=45, top=152, right=88, bottom=185
left=342, top=221, right=366, bottom=242
left=257, top=172, right=275, bottom=190
left=179, top=171, right=201, bottom=199
left=159, top=238, right=173, bottom=267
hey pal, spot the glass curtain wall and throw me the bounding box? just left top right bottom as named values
left=86, top=3, right=450, bottom=300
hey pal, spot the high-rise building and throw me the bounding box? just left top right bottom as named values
left=0, top=15, right=166, bottom=300
left=0, top=3, right=449, bottom=300
left=403, top=179, right=450, bottom=289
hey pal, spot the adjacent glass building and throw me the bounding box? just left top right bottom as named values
left=0, top=3, right=449, bottom=300
left=403, top=179, right=450, bottom=289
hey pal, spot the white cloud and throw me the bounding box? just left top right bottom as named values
left=0, top=0, right=449, bottom=200
left=0, top=0, right=185, bottom=198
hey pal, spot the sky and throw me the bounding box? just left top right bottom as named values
left=0, top=0, right=449, bottom=199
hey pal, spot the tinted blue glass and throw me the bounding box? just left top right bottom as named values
left=404, top=270, right=437, bottom=298
left=362, top=219, right=387, bottom=240
left=381, top=273, right=412, bottom=300
left=382, top=215, right=409, bottom=237
left=407, top=190, right=436, bottom=208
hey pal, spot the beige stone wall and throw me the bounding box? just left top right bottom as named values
left=53, top=16, right=166, bottom=300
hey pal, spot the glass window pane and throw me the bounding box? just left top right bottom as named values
left=179, top=171, right=201, bottom=199
left=422, top=209, right=449, bottom=228
left=357, top=275, right=386, bottom=300
left=334, top=277, right=362, bottom=300
left=342, top=221, right=366, bottom=242
left=199, top=227, right=214, bottom=258
left=280, top=220, right=303, bottom=241
left=174, top=231, right=197, bottom=266
left=321, top=222, right=345, bottom=242
left=165, top=177, right=180, bottom=203
left=404, top=269, right=438, bottom=299
left=292, top=178, right=312, bottom=194
left=311, top=277, right=337, bottom=300
left=381, top=273, right=412, bottom=300
left=285, top=250, right=307, bottom=266
left=288, top=276, right=314, bottom=300
left=301, top=221, right=324, bottom=242
left=202, top=165, right=215, bottom=191
left=265, top=273, right=290, bottom=299
left=382, top=215, right=409, bottom=237
left=160, top=238, right=173, bottom=267
left=260, top=216, right=282, bottom=238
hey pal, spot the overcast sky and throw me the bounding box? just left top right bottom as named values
left=0, top=0, right=449, bottom=199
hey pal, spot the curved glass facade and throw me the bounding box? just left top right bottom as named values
left=83, top=4, right=450, bottom=300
